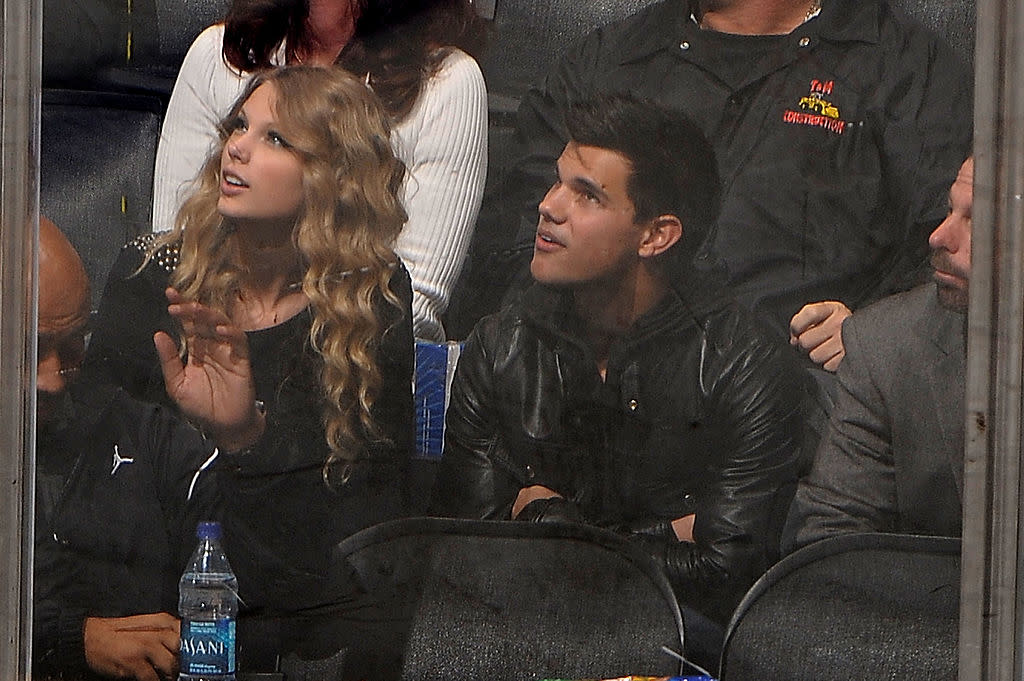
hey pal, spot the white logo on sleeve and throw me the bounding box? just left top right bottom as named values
left=111, top=445, right=135, bottom=476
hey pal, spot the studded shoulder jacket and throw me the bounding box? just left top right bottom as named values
left=81, top=234, right=416, bottom=611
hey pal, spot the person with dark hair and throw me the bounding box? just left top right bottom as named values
left=154, top=0, right=488, bottom=340
left=433, top=94, right=809, bottom=666
left=463, top=0, right=972, bottom=372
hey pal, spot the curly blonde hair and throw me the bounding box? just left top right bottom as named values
left=151, top=66, right=408, bottom=467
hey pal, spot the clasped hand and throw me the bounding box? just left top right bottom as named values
left=789, top=300, right=851, bottom=372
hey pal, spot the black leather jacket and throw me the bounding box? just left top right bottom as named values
left=434, top=283, right=809, bottom=619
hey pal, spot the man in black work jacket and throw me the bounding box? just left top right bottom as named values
left=466, top=0, right=972, bottom=374
left=434, top=96, right=809, bottom=665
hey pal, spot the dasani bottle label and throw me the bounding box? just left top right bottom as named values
left=180, top=618, right=236, bottom=674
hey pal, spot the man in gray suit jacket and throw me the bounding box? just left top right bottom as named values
left=786, top=156, right=973, bottom=550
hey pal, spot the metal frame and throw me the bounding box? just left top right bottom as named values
left=960, top=1, right=1024, bottom=680
left=0, top=0, right=41, bottom=678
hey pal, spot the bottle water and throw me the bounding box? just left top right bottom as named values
left=179, top=521, right=237, bottom=681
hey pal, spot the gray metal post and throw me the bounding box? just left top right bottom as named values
left=0, top=0, right=41, bottom=678
left=959, top=1, right=1024, bottom=679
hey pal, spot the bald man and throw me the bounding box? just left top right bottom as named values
left=33, top=217, right=263, bottom=681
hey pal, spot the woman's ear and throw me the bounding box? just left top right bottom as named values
left=638, top=215, right=683, bottom=258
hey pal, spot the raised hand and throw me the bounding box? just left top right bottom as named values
left=154, top=288, right=264, bottom=452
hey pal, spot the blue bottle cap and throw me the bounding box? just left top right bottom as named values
left=196, top=521, right=222, bottom=540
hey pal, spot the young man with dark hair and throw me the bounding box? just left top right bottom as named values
left=458, top=0, right=972, bottom=374
left=434, top=95, right=809, bottom=647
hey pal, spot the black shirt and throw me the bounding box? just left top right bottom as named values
left=82, top=234, right=416, bottom=611
left=501, top=0, right=973, bottom=337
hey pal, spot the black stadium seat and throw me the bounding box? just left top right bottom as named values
left=478, top=0, right=662, bottom=113
left=40, top=89, right=164, bottom=306
left=43, top=0, right=226, bottom=96
left=476, top=0, right=662, bottom=186
left=890, top=0, right=975, bottom=64
left=720, top=533, right=961, bottom=681
left=321, top=518, right=688, bottom=681
left=108, top=0, right=227, bottom=95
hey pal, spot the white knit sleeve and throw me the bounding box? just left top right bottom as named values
left=392, top=49, right=488, bottom=341
left=151, top=24, right=250, bottom=232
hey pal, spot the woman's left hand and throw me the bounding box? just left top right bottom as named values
left=154, top=288, right=264, bottom=451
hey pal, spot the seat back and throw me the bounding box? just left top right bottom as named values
left=41, top=89, right=164, bottom=307
left=331, top=517, right=686, bottom=681
left=477, top=0, right=663, bottom=196
left=479, top=0, right=662, bottom=109
left=43, top=0, right=227, bottom=95
left=720, top=533, right=961, bottom=681
left=42, top=0, right=124, bottom=87
left=888, top=0, right=975, bottom=64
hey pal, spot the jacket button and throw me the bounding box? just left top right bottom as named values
left=628, top=399, right=638, bottom=411
left=679, top=41, right=690, bottom=51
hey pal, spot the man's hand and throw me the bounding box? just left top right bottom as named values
left=511, top=485, right=562, bottom=519
left=154, top=288, right=264, bottom=452
left=83, top=613, right=180, bottom=681
left=789, top=300, right=852, bottom=372
left=670, top=514, right=695, bottom=542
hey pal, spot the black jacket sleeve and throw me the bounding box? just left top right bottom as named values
left=653, top=314, right=806, bottom=617
left=432, top=315, right=523, bottom=520
left=82, top=239, right=177, bottom=406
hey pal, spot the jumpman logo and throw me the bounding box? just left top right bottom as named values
left=111, top=445, right=135, bottom=476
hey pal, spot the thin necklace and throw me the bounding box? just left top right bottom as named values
left=804, top=0, right=823, bottom=23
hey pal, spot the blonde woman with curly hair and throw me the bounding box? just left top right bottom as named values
left=155, top=0, right=488, bottom=342
left=82, top=67, right=415, bottom=625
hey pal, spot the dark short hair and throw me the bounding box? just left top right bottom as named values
left=564, top=93, right=721, bottom=262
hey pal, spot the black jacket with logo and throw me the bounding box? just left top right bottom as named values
left=434, top=283, right=810, bottom=620
left=33, top=382, right=218, bottom=678
left=499, top=0, right=973, bottom=336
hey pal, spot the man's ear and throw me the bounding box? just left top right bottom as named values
left=638, top=215, right=683, bottom=258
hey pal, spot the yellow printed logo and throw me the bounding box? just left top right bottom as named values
left=783, top=79, right=847, bottom=135
left=798, top=93, right=840, bottom=118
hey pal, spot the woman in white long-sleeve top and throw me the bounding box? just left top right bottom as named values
left=154, top=0, right=488, bottom=340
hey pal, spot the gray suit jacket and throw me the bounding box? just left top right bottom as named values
left=786, top=283, right=965, bottom=550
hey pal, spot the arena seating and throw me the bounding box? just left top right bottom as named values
left=720, top=534, right=961, bottom=681
left=331, top=518, right=688, bottom=681
left=40, top=89, right=163, bottom=307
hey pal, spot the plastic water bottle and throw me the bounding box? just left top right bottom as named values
left=179, top=521, right=237, bottom=681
